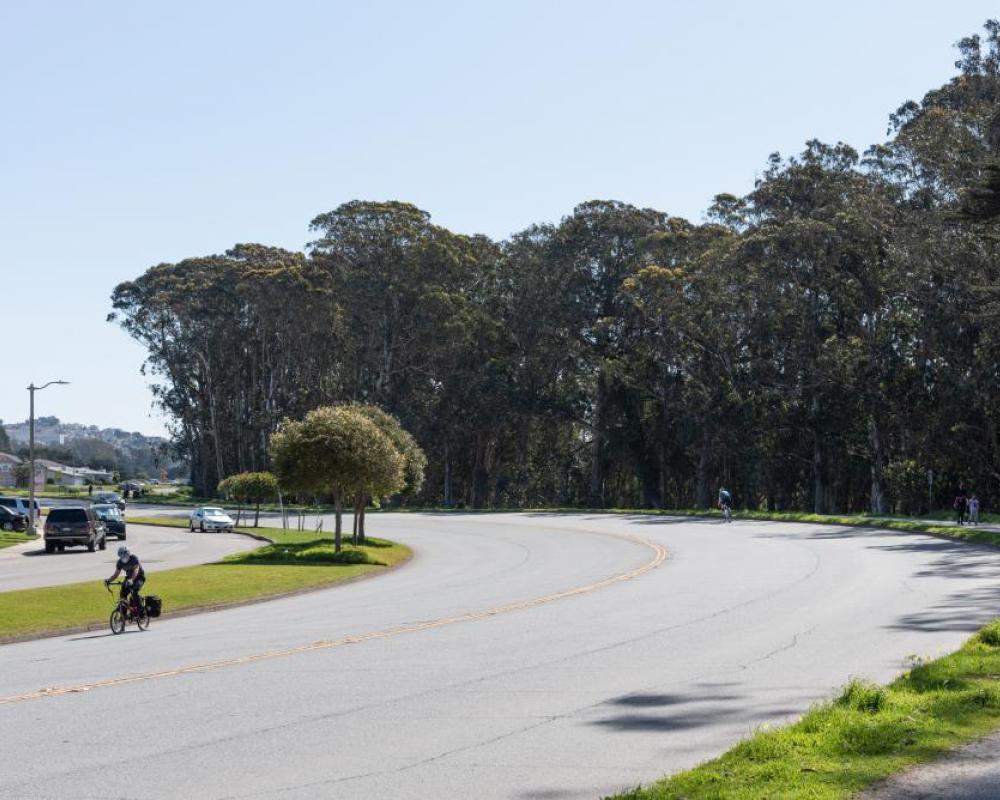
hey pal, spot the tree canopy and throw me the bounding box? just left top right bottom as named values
left=112, top=20, right=1000, bottom=515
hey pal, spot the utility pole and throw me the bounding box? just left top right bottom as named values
left=26, top=380, right=69, bottom=534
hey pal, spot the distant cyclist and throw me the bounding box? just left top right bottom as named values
left=718, top=487, right=733, bottom=522
left=105, top=545, right=145, bottom=610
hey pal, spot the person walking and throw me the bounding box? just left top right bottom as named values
left=968, top=493, right=981, bottom=526
left=954, top=490, right=968, bottom=526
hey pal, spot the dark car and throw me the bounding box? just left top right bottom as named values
left=93, top=491, right=126, bottom=511
left=93, top=503, right=126, bottom=540
left=43, top=506, right=107, bottom=553
left=0, top=505, right=28, bottom=532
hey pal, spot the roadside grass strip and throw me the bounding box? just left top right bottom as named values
left=0, top=531, right=36, bottom=551
left=0, top=526, right=409, bottom=640
left=606, top=620, right=1000, bottom=800
left=391, top=507, right=1000, bottom=548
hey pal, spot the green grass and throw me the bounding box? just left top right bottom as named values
left=0, top=524, right=409, bottom=640
left=605, top=621, right=1000, bottom=800
left=374, top=505, right=1000, bottom=549
left=0, top=530, right=36, bottom=550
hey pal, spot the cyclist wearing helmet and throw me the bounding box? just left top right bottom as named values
left=105, top=545, right=145, bottom=610
left=718, top=487, right=733, bottom=520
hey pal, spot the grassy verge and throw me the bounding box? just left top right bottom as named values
left=608, top=620, right=1000, bottom=800
left=0, top=531, right=36, bottom=551
left=0, top=523, right=409, bottom=640
left=372, top=505, right=1000, bottom=548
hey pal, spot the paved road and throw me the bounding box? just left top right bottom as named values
left=3, top=513, right=1000, bottom=799
left=0, top=524, right=258, bottom=591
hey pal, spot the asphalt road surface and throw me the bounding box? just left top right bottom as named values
left=3, top=513, right=1000, bottom=800
left=0, top=524, right=258, bottom=591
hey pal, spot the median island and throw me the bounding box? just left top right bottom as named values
left=0, top=518, right=410, bottom=642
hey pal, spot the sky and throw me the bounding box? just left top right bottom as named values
left=1, top=0, right=996, bottom=437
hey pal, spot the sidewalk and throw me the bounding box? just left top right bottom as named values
left=859, top=729, right=1000, bottom=799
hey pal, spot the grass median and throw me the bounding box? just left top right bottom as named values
left=0, top=522, right=409, bottom=641
left=607, top=619, right=1000, bottom=800
left=0, top=531, right=36, bottom=551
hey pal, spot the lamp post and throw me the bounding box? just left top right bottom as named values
left=26, top=380, right=69, bottom=534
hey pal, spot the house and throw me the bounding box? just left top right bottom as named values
left=32, top=459, right=114, bottom=488
left=0, top=453, right=22, bottom=488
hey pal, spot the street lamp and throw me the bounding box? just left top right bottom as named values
left=26, top=380, right=69, bottom=534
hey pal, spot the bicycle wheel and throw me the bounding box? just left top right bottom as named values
left=110, top=607, right=126, bottom=635
left=134, top=600, right=149, bottom=631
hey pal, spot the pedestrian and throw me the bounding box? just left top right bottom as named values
left=954, top=490, right=968, bottom=526
left=88, top=484, right=93, bottom=497
left=968, top=493, right=981, bottom=526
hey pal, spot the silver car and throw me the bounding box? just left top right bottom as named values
left=188, top=506, right=235, bottom=532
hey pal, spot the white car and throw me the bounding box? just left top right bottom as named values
left=188, top=507, right=235, bottom=532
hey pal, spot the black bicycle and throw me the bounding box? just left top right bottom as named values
left=106, top=580, right=150, bottom=634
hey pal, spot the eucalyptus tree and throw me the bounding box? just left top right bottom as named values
left=548, top=200, right=670, bottom=506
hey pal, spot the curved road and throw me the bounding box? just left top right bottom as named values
left=3, top=513, right=1000, bottom=799
left=0, top=524, right=258, bottom=591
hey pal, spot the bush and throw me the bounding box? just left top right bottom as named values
left=838, top=679, right=888, bottom=714
left=977, top=620, right=1000, bottom=647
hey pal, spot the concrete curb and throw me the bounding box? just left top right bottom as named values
left=0, top=524, right=413, bottom=647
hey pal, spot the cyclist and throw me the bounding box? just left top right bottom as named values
left=718, top=487, right=733, bottom=522
left=105, top=545, right=146, bottom=612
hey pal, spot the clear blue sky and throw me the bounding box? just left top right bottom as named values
left=1, top=0, right=994, bottom=437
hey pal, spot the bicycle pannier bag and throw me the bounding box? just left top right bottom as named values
left=145, top=595, right=163, bottom=618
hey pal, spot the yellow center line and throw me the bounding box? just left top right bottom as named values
left=0, top=532, right=668, bottom=706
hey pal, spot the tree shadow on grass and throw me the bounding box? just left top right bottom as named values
left=216, top=539, right=386, bottom=567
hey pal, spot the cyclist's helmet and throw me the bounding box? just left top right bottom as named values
left=117, top=545, right=130, bottom=559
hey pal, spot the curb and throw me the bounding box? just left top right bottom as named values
left=0, top=529, right=413, bottom=647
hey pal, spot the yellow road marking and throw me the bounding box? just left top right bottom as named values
left=0, top=532, right=667, bottom=706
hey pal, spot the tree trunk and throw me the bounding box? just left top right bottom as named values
left=695, top=428, right=711, bottom=509
left=359, top=500, right=366, bottom=544
left=868, top=415, right=888, bottom=514
left=589, top=371, right=608, bottom=507
left=812, top=435, right=825, bottom=515
left=352, top=500, right=360, bottom=546
left=333, top=494, right=342, bottom=552
left=443, top=442, right=452, bottom=507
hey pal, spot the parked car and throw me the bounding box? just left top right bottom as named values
left=43, top=506, right=107, bottom=553
left=93, top=491, right=126, bottom=511
left=0, top=506, right=28, bottom=532
left=189, top=507, right=235, bottom=532
left=93, top=503, right=126, bottom=540
left=0, top=496, right=42, bottom=519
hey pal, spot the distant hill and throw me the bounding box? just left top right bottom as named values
left=1, top=417, right=185, bottom=480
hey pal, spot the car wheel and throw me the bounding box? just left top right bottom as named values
left=120, top=532, right=127, bottom=541
left=188, top=521, right=195, bottom=532
left=99, top=535, right=107, bottom=551
left=45, top=541, right=55, bottom=554
left=57, top=544, right=65, bottom=552
left=200, top=523, right=205, bottom=532
left=87, top=538, right=96, bottom=553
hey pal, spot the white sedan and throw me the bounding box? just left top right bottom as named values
left=188, top=507, right=236, bottom=532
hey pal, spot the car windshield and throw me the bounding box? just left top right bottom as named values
left=95, top=507, right=120, bottom=518
left=204, top=508, right=226, bottom=515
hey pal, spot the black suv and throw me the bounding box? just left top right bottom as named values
left=93, top=503, right=126, bottom=540
left=44, top=506, right=107, bottom=553
left=0, top=506, right=28, bottom=532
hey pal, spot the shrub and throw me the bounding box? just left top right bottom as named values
left=977, top=620, right=1000, bottom=647
left=838, top=679, right=888, bottom=714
